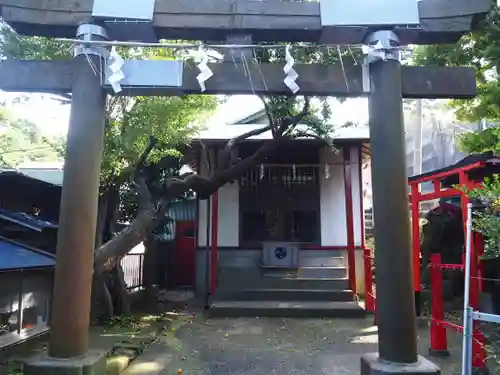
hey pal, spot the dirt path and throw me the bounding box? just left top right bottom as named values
left=125, top=312, right=463, bottom=375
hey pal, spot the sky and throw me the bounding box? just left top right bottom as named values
left=1, top=93, right=369, bottom=137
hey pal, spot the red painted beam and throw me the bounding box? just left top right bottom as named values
left=408, top=161, right=485, bottom=185
left=301, top=245, right=364, bottom=250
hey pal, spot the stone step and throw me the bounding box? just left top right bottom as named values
left=208, top=300, right=366, bottom=318
left=218, top=275, right=350, bottom=291
left=214, top=288, right=356, bottom=302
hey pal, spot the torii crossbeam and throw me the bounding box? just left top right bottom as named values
left=0, top=1, right=490, bottom=375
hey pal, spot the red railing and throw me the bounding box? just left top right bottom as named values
left=429, top=254, right=487, bottom=371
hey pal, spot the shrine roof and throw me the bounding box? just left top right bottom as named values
left=0, top=209, right=58, bottom=232
left=408, top=151, right=500, bottom=185
left=194, top=123, right=369, bottom=143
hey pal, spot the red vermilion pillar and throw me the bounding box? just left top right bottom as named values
left=410, top=183, right=421, bottom=315
left=210, top=191, right=219, bottom=295
left=429, top=254, right=449, bottom=356
left=358, top=145, right=366, bottom=251
left=343, top=147, right=356, bottom=293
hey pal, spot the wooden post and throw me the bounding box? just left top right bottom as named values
left=210, top=191, right=219, bottom=295
left=343, top=147, right=356, bottom=293
left=48, top=24, right=107, bottom=358
left=366, top=30, right=418, bottom=364
left=16, top=273, right=24, bottom=334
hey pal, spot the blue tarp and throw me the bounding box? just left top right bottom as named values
left=0, top=238, right=55, bottom=271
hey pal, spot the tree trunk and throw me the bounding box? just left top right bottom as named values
left=91, top=186, right=124, bottom=320
left=108, top=259, right=131, bottom=316
left=94, top=206, right=157, bottom=270
left=90, top=271, right=114, bottom=323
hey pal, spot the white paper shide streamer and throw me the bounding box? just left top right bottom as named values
left=196, top=46, right=213, bottom=92
left=283, top=45, right=299, bottom=94
left=107, top=46, right=125, bottom=94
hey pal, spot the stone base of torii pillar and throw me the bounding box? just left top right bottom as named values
left=361, top=354, right=440, bottom=375
left=24, top=351, right=107, bottom=375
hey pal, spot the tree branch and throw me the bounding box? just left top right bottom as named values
left=278, top=96, right=310, bottom=134
left=199, top=140, right=212, bottom=176
left=220, top=124, right=273, bottom=169
left=290, top=130, right=334, bottom=148
left=131, top=136, right=157, bottom=209
left=184, top=96, right=313, bottom=197
left=93, top=95, right=315, bottom=270
left=258, top=96, right=277, bottom=136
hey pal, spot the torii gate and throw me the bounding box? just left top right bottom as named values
left=0, top=0, right=489, bottom=374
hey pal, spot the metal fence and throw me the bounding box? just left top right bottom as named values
left=120, top=253, right=144, bottom=290
left=426, top=203, right=500, bottom=375
left=364, top=209, right=374, bottom=237
left=462, top=204, right=496, bottom=375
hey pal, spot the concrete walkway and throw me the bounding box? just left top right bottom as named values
left=124, top=312, right=463, bottom=375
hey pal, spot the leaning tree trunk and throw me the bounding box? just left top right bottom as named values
left=107, top=258, right=131, bottom=316
left=90, top=185, right=128, bottom=321
left=91, top=270, right=114, bottom=323
left=90, top=204, right=159, bottom=322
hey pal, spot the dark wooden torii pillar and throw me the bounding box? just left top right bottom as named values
left=47, top=24, right=108, bottom=359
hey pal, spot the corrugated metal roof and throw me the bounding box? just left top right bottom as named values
left=154, top=199, right=196, bottom=241
left=0, top=238, right=55, bottom=271
left=0, top=209, right=58, bottom=232
left=195, top=124, right=369, bottom=142
left=0, top=168, right=63, bottom=186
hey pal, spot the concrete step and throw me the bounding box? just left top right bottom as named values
left=214, top=288, right=356, bottom=302
left=218, top=276, right=350, bottom=291
left=297, top=266, right=347, bottom=279
left=261, top=266, right=347, bottom=279
left=208, top=300, right=366, bottom=318
left=298, top=255, right=346, bottom=267
left=218, top=267, right=350, bottom=290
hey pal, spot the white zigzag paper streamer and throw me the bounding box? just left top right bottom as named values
left=283, top=45, right=299, bottom=94
left=107, top=46, right=125, bottom=94
left=196, top=46, right=213, bottom=92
